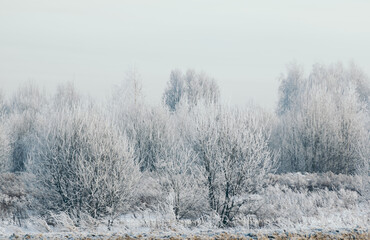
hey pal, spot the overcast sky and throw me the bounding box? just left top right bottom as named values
left=1, top=0, right=369, bottom=110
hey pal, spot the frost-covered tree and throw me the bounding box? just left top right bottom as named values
left=0, top=122, right=10, bottom=172
left=8, top=83, right=46, bottom=172
left=277, top=63, right=305, bottom=115
left=111, top=75, right=173, bottom=172
left=125, top=67, right=144, bottom=106
left=185, top=70, right=220, bottom=107
left=155, top=112, right=207, bottom=220
left=348, top=63, right=370, bottom=109
left=163, top=69, right=220, bottom=111
left=53, top=82, right=81, bottom=110
left=110, top=77, right=208, bottom=217
left=9, top=82, right=46, bottom=114
left=28, top=106, right=140, bottom=223
left=110, top=101, right=172, bottom=172
left=158, top=147, right=207, bottom=220
left=192, top=105, right=275, bottom=226
left=0, top=91, right=7, bottom=116
left=113, top=67, right=144, bottom=107
left=0, top=91, right=10, bottom=172
left=276, top=63, right=369, bottom=174
left=163, top=70, right=185, bottom=112
left=132, top=107, right=174, bottom=172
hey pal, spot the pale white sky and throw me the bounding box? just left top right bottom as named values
left=1, top=0, right=369, bottom=110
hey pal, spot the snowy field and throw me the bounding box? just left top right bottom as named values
left=1, top=212, right=369, bottom=239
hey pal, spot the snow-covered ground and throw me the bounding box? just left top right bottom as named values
left=1, top=208, right=369, bottom=239
left=1, top=172, right=369, bottom=239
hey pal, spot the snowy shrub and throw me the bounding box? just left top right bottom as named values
left=133, top=173, right=167, bottom=211
left=256, top=172, right=366, bottom=228
left=157, top=141, right=208, bottom=221
left=28, top=106, right=140, bottom=223
left=0, top=173, right=29, bottom=226
left=192, top=105, right=276, bottom=226
left=267, top=172, right=365, bottom=194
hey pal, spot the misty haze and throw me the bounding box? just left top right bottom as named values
left=0, top=1, right=369, bottom=239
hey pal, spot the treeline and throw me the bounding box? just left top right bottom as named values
left=0, top=63, right=369, bottom=228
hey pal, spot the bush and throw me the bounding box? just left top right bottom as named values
left=266, top=172, right=365, bottom=194
left=0, top=173, right=29, bottom=226
left=192, top=105, right=276, bottom=226
left=27, top=106, right=140, bottom=223
left=255, top=172, right=368, bottom=228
